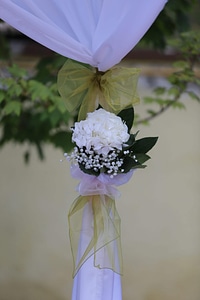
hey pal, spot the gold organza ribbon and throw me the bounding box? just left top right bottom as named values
left=68, top=194, right=122, bottom=277
left=57, top=59, right=140, bottom=120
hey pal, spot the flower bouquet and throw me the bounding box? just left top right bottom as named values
left=65, top=107, right=158, bottom=277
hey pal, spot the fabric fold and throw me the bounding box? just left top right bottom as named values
left=0, top=0, right=168, bottom=71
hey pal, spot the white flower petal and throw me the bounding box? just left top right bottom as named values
left=72, top=108, right=130, bottom=153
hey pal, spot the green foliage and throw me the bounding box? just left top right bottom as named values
left=117, top=107, right=134, bottom=132
left=119, top=109, right=158, bottom=173
left=141, top=0, right=198, bottom=49
left=136, top=31, right=200, bottom=125
left=0, top=58, right=74, bottom=162
left=120, top=134, right=158, bottom=173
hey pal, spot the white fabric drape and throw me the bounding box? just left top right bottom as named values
left=69, top=166, right=134, bottom=300
left=0, top=0, right=167, bottom=71
left=71, top=203, right=122, bottom=300
left=72, top=257, right=122, bottom=300
left=0, top=1, right=167, bottom=299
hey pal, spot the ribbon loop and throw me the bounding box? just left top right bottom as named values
left=57, top=59, right=140, bottom=120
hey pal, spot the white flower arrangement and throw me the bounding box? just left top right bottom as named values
left=72, top=109, right=130, bottom=156
left=65, top=108, right=158, bottom=178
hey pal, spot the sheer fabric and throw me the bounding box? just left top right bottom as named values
left=0, top=0, right=167, bottom=71
left=71, top=219, right=122, bottom=300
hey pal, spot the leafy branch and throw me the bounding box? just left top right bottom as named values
left=136, top=31, right=200, bottom=125
left=0, top=56, right=74, bottom=162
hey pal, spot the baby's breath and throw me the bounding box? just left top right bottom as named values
left=66, top=146, right=125, bottom=177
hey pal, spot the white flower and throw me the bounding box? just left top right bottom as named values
left=72, top=109, right=130, bottom=155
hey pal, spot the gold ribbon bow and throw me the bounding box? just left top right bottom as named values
left=68, top=194, right=122, bottom=277
left=57, top=59, right=140, bottom=120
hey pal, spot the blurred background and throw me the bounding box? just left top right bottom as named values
left=0, top=1, right=200, bottom=299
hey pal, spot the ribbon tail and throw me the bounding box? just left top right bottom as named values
left=68, top=194, right=122, bottom=277
left=93, top=195, right=122, bottom=274
left=77, top=86, right=99, bottom=121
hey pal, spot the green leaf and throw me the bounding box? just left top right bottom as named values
left=132, top=164, right=146, bottom=169
left=154, top=98, right=169, bottom=106
left=167, top=86, right=180, bottom=97
left=131, top=137, right=158, bottom=154
left=48, top=109, right=62, bottom=127
left=11, top=84, right=23, bottom=97
left=4, top=101, right=21, bottom=116
left=118, top=107, right=134, bottom=132
left=136, top=153, right=151, bottom=164
left=28, top=80, right=51, bottom=101
left=19, top=79, right=28, bottom=90
left=125, top=133, right=136, bottom=147
left=8, top=64, right=27, bottom=78
left=121, top=156, right=137, bottom=173
left=154, top=87, right=166, bottom=95
left=1, top=77, right=14, bottom=88
left=0, top=91, right=5, bottom=103
left=2, top=79, right=23, bottom=97
left=171, top=101, right=185, bottom=109
left=144, top=96, right=156, bottom=104
left=187, top=91, right=200, bottom=102
left=132, top=131, right=139, bottom=139
left=173, top=60, right=189, bottom=69
left=53, top=96, right=68, bottom=113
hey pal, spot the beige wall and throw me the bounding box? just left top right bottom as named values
left=0, top=81, right=200, bottom=300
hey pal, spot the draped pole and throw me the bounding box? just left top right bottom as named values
left=0, top=1, right=167, bottom=300
left=71, top=204, right=122, bottom=300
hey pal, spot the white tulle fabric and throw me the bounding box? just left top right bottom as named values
left=0, top=1, right=167, bottom=299
left=0, top=0, right=167, bottom=71
left=72, top=234, right=122, bottom=300
left=71, top=164, right=134, bottom=198
left=70, top=165, right=134, bottom=300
